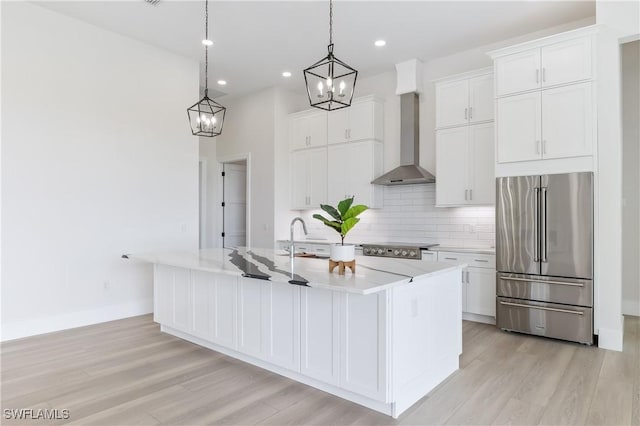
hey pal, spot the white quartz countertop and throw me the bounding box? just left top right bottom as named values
left=126, top=248, right=464, bottom=295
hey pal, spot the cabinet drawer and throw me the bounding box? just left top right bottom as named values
left=437, top=251, right=496, bottom=269
left=421, top=251, right=437, bottom=262
left=497, top=297, right=593, bottom=344
left=497, top=273, right=592, bottom=307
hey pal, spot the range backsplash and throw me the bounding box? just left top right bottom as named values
left=298, top=185, right=495, bottom=248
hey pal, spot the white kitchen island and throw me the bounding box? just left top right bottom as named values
left=127, top=248, right=464, bottom=418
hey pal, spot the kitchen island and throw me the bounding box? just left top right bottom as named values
left=127, top=248, right=464, bottom=418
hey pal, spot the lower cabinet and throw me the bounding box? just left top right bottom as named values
left=192, top=270, right=237, bottom=348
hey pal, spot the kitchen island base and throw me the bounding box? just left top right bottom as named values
left=152, top=261, right=462, bottom=418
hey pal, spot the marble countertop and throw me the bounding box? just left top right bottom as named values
left=126, top=248, right=464, bottom=295
left=277, top=239, right=495, bottom=255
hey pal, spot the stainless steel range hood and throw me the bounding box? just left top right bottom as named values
left=371, top=93, right=435, bottom=185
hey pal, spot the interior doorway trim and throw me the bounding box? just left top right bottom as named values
left=217, top=153, right=251, bottom=249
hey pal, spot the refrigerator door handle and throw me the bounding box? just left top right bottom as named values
left=541, top=187, right=548, bottom=263
left=534, top=187, right=540, bottom=262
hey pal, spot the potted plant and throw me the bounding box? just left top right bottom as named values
left=313, top=196, right=368, bottom=262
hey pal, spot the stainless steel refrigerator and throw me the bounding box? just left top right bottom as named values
left=496, top=172, right=594, bottom=344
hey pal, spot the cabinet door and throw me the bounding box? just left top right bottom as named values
left=436, top=79, right=469, bottom=128
left=307, top=148, right=328, bottom=208
left=264, top=282, right=300, bottom=371
left=237, top=277, right=265, bottom=358
left=153, top=264, right=173, bottom=325
left=468, top=123, right=495, bottom=205
left=300, top=288, right=340, bottom=385
left=541, top=37, right=592, bottom=87
left=171, top=267, right=192, bottom=332
left=327, top=108, right=350, bottom=144
left=340, top=292, right=387, bottom=401
left=347, top=101, right=375, bottom=142
left=541, top=82, right=593, bottom=159
left=291, top=150, right=308, bottom=209
left=469, top=74, right=494, bottom=123
left=327, top=143, right=351, bottom=206
left=495, top=49, right=541, bottom=96
left=291, top=111, right=327, bottom=149
left=461, top=269, right=468, bottom=313
left=436, top=126, right=469, bottom=206
left=291, top=148, right=327, bottom=209
left=466, top=267, right=496, bottom=317
left=496, top=91, right=542, bottom=163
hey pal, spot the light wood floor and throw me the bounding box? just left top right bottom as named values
left=2, top=315, right=638, bottom=425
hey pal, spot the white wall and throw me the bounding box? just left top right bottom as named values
left=622, top=40, right=640, bottom=316
left=1, top=2, right=199, bottom=340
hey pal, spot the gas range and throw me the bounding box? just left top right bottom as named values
left=362, top=242, right=439, bottom=260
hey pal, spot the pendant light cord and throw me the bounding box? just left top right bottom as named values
left=204, top=0, right=209, bottom=95
left=329, top=0, right=333, bottom=46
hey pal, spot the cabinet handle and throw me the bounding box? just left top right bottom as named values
left=461, top=270, right=465, bottom=283
left=474, top=259, right=489, bottom=263
left=348, top=129, right=351, bottom=139
left=445, top=257, right=458, bottom=260
left=344, top=129, right=348, bottom=139
left=536, top=69, right=540, bottom=83
left=469, top=189, right=473, bottom=200
left=464, top=108, right=468, bottom=120
left=465, top=189, right=468, bottom=200
left=469, top=107, right=473, bottom=119
left=543, top=140, right=547, bottom=155
left=542, top=68, right=546, bottom=83
left=466, top=271, right=470, bottom=283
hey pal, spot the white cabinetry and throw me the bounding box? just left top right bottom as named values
left=328, top=97, right=383, bottom=144
left=437, top=251, right=496, bottom=322
left=436, top=123, right=494, bottom=206
left=494, top=36, right=592, bottom=97
left=291, top=147, right=327, bottom=209
left=490, top=26, right=597, bottom=175
left=290, top=96, right=384, bottom=210
left=191, top=271, right=236, bottom=348
left=435, top=70, right=494, bottom=129
left=327, top=140, right=383, bottom=207
left=290, top=110, right=327, bottom=150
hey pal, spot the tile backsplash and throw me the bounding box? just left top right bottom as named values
left=298, top=185, right=495, bottom=248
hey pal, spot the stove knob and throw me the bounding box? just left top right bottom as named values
left=377, top=248, right=384, bottom=255
left=401, top=250, right=408, bottom=256
left=409, top=250, right=416, bottom=257
left=393, top=249, right=401, bottom=256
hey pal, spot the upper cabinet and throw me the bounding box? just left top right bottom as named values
left=435, top=71, right=494, bottom=129
left=495, top=36, right=593, bottom=97
left=291, top=148, right=328, bottom=210
left=434, top=68, right=495, bottom=207
left=489, top=26, right=598, bottom=173
left=328, top=96, right=384, bottom=144
left=290, top=110, right=328, bottom=150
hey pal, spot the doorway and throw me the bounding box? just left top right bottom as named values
left=222, top=160, right=247, bottom=249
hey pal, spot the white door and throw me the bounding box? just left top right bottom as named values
left=469, top=74, right=494, bottom=123
left=495, top=48, right=541, bottom=96
left=541, top=82, right=593, bottom=159
left=222, top=162, right=247, bottom=249
left=468, top=123, right=495, bottom=205
left=307, top=111, right=328, bottom=148
left=436, top=126, right=469, bottom=206
left=347, top=102, right=374, bottom=142
left=466, top=267, right=496, bottom=317
left=327, top=143, right=351, bottom=205
left=496, top=91, right=542, bottom=163
left=436, top=79, right=469, bottom=128
left=541, top=37, right=592, bottom=87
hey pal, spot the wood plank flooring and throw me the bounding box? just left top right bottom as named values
left=2, top=315, right=638, bottom=425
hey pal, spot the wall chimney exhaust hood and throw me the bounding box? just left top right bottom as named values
left=371, top=59, right=435, bottom=186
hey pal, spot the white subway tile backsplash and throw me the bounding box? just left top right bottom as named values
left=298, top=185, right=495, bottom=247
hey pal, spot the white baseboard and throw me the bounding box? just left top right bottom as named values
left=462, top=312, right=496, bottom=325
left=1, top=299, right=153, bottom=342
left=622, top=299, right=640, bottom=317
left=597, top=325, right=624, bottom=351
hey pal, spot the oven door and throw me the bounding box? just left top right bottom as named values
left=496, top=297, right=593, bottom=344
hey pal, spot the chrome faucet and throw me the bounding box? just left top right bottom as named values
left=290, top=217, right=308, bottom=269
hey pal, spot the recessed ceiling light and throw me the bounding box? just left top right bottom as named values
left=282, top=71, right=292, bottom=78
left=202, top=39, right=213, bottom=46
left=217, top=80, right=227, bottom=85
left=374, top=40, right=386, bottom=47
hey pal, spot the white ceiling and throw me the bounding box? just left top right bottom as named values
left=34, top=1, right=595, bottom=98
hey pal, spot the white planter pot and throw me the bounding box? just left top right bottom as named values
left=330, top=244, right=356, bottom=262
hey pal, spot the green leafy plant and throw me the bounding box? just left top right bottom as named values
left=312, top=196, right=368, bottom=245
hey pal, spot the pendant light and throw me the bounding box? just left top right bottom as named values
left=187, top=0, right=226, bottom=137
left=303, top=0, right=358, bottom=111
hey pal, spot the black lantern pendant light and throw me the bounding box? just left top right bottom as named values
left=303, top=0, right=357, bottom=111
left=187, top=0, right=226, bottom=137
